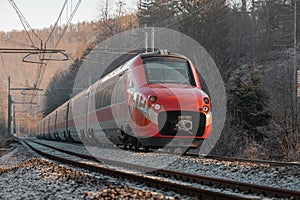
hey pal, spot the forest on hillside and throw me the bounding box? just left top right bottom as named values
left=0, top=21, right=98, bottom=136
left=1, top=0, right=299, bottom=160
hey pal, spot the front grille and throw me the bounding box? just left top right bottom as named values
left=158, top=111, right=206, bottom=136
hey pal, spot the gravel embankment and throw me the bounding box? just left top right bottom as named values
left=0, top=143, right=186, bottom=199
left=167, top=157, right=300, bottom=191
left=0, top=158, right=171, bottom=199
left=33, top=139, right=300, bottom=192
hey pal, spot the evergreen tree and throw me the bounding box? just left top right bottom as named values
left=228, top=65, right=271, bottom=140
left=137, top=0, right=235, bottom=80
left=137, top=0, right=178, bottom=27
left=43, top=59, right=82, bottom=116
left=177, top=0, right=234, bottom=80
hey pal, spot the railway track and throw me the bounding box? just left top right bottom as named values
left=22, top=139, right=300, bottom=199
left=28, top=137, right=300, bottom=168
left=196, top=155, right=300, bottom=168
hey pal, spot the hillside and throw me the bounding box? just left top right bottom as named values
left=0, top=21, right=97, bottom=134
left=0, top=21, right=96, bottom=89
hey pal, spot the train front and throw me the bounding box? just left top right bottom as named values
left=128, top=50, right=212, bottom=150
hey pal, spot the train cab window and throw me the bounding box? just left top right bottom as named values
left=143, top=57, right=196, bottom=86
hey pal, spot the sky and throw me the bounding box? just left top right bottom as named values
left=0, top=0, right=137, bottom=32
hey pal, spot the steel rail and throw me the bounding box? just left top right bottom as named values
left=25, top=139, right=300, bottom=199
left=200, top=155, right=300, bottom=168
left=22, top=139, right=252, bottom=200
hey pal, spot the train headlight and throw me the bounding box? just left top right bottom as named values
left=206, top=112, right=212, bottom=126
left=203, top=97, right=209, bottom=104
left=202, top=106, right=209, bottom=112
left=153, top=104, right=161, bottom=110
left=185, top=121, right=192, bottom=129
left=148, top=95, right=157, bottom=103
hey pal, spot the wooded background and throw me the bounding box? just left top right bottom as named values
left=0, top=0, right=299, bottom=160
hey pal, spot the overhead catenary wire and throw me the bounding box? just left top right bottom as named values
left=0, top=37, right=34, bottom=48
left=10, top=81, right=28, bottom=87
left=54, top=0, right=83, bottom=48
left=3, top=0, right=82, bottom=127
left=3, top=0, right=73, bottom=93
left=8, top=0, right=42, bottom=48
left=100, top=0, right=216, bottom=55
left=45, top=0, right=68, bottom=46
left=29, top=0, right=83, bottom=111
left=35, top=0, right=83, bottom=89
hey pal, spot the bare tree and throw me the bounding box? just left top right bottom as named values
left=74, top=22, right=96, bottom=59
left=0, top=90, right=7, bottom=137
left=96, top=0, right=127, bottom=39
left=267, top=61, right=299, bottom=160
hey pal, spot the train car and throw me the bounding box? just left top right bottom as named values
left=68, top=89, right=88, bottom=142
left=88, top=50, right=212, bottom=150
left=38, top=119, right=43, bottom=138
left=37, top=50, right=212, bottom=151
left=86, top=83, right=112, bottom=145
left=36, top=121, right=42, bottom=139
left=48, top=110, right=57, bottom=140
left=56, top=101, right=70, bottom=141
left=42, top=116, right=51, bottom=140
left=42, top=117, right=47, bottom=139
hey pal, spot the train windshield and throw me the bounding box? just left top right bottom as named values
left=143, top=57, right=196, bottom=86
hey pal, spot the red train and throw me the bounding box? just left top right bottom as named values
left=36, top=50, right=212, bottom=151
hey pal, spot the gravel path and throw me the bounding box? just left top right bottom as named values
left=0, top=143, right=187, bottom=199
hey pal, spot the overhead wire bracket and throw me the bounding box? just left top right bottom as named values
left=0, top=48, right=69, bottom=64
left=22, top=49, right=69, bottom=64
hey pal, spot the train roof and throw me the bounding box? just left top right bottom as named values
left=140, top=50, right=188, bottom=60
left=56, top=99, right=70, bottom=111
left=98, top=50, right=189, bottom=84
left=40, top=49, right=188, bottom=121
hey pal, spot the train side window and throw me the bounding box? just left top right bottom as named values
left=81, top=98, right=85, bottom=114
left=96, top=88, right=108, bottom=108
left=95, top=87, right=103, bottom=109
left=88, top=89, right=96, bottom=111
left=78, top=99, right=82, bottom=115
left=100, top=90, right=104, bottom=108
left=103, top=88, right=108, bottom=107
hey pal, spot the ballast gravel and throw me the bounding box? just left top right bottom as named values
left=0, top=144, right=184, bottom=199
left=33, top=139, right=300, bottom=192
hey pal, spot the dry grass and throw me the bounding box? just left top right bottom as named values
left=241, top=141, right=271, bottom=160
left=0, top=135, right=16, bottom=148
